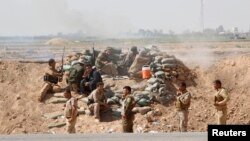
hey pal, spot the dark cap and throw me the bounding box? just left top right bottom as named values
left=213, top=79, right=221, bottom=85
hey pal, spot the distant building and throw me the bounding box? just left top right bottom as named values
left=231, top=27, right=239, bottom=34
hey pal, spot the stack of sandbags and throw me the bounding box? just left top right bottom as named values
left=150, top=54, right=194, bottom=82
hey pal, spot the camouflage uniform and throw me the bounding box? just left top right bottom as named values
left=121, top=95, right=136, bottom=133
left=214, top=88, right=229, bottom=125
left=88, top=89, right=107, bottom=120
left=175, top=91, right=191, bottom=132
left=39, top=66, right=62, bottom=102
left=95, top=51, right=118, bottom=76
left=68, top=62, right=85, bottom=93
left=64, top=97, right=78, bottom=133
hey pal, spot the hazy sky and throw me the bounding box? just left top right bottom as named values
left=0, top=0, right=249, bottom=36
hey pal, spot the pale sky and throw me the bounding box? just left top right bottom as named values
left=0, top=0, right=249, bottom=36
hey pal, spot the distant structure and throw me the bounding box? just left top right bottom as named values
left=200, top=0, right=204, bottom=33
left=231, top=27, right=239, bottom=34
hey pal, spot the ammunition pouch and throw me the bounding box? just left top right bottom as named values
left=175, top=99, right=182, bottom=110
left=44, top=75, right=59, bottom=84
left=175, top=99, right=189, bottom=110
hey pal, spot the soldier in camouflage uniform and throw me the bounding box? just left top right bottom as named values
left=95, top=47, right=118, bottom=77
left=175, top=82, right=191, bottom=132
left=39, top=59, right=63, bottom=102
left=68, top=58, right=85, bottom=94
left=213, top=80, right=230, bottom=125
left=121, top=86, right=136, bottom=133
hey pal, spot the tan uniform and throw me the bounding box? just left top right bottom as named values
left=122, top=51, right=137, bottom=68
left=95, top=52, right=118, bottom=76
left=88, top=89, right=107, bottom=120
left=214, top=88, right=229, bottom=125
left=39, top=66, right=62, bottom=102
left=121, top=95, right=135, bottom=133
left=175, top=91, right=191, bottom=132
left=64, top=97, right=78, bottom=134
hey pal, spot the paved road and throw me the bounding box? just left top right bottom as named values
left=0, top=132, right=207, bottom=141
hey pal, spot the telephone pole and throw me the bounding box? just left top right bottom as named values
left=200, top=0, right=204, bottom=33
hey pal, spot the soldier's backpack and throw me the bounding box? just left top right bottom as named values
left=68, top=63, right=84, bottom=84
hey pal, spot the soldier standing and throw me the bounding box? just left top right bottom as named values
left=213, top=79, right=229, bottom=125
left=121, top=86, right=136, bottom=133
left=39, top=59, right=63, bottom=102
left=64, top=89, right=78, bottom=134
left=175, top=82, right=191, bottom=132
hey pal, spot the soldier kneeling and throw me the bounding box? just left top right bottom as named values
left=39, top=59, right=63, bottom=102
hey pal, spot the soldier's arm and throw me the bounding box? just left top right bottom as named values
left=125, top=97, right=133, bottom=117
left=138, top=56, right=150, bottom=63
left=52, top=71, right=63, bottom=77
left=70, top=99, right=77, bottom=120
left=96, top=53, right=107, bottom=65
left=218, top=89, right=229, bottom=105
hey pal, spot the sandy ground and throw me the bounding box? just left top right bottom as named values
left=0, top=42, right=250, bottom=134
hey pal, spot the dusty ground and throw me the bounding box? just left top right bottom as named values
left=0, top=41, right=250, bottom=134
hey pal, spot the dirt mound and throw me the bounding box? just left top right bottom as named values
left=45, top=38, right=72, bottom=46
left=0, top=54, right=249, bottom=134
left=206, top=54, right=250, bottom=123
left=191, top=54, right=250, bottom=126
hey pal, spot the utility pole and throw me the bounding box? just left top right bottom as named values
left=200, top=0, right=204, bottom=33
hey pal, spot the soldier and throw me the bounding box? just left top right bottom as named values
left=80, top=64, right=103, bottom=95
left=95, top=47, right=118, bottom=77
left=213, top=79, right=230, bottom=125
left=64, top=88, right=78, bottom=134
left=128, top=50, right=151, bottom=78
left=88, top=82, right=109, bottom=122
left=68, top=58, right=85, bottom=94
left=39, top=59, right=63, bottom=102
left=119, top=46, right=139, bottom=75
left=121, top=86, right=136, bottom=133
left=175, top=82, right=191, bottom=132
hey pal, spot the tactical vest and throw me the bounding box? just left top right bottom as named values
left=175, top=92, right=191, bottom=110
left=123, top=96, right=135, bottom=118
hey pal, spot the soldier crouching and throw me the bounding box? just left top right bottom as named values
left=39, top=59, right=63, bottom=102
